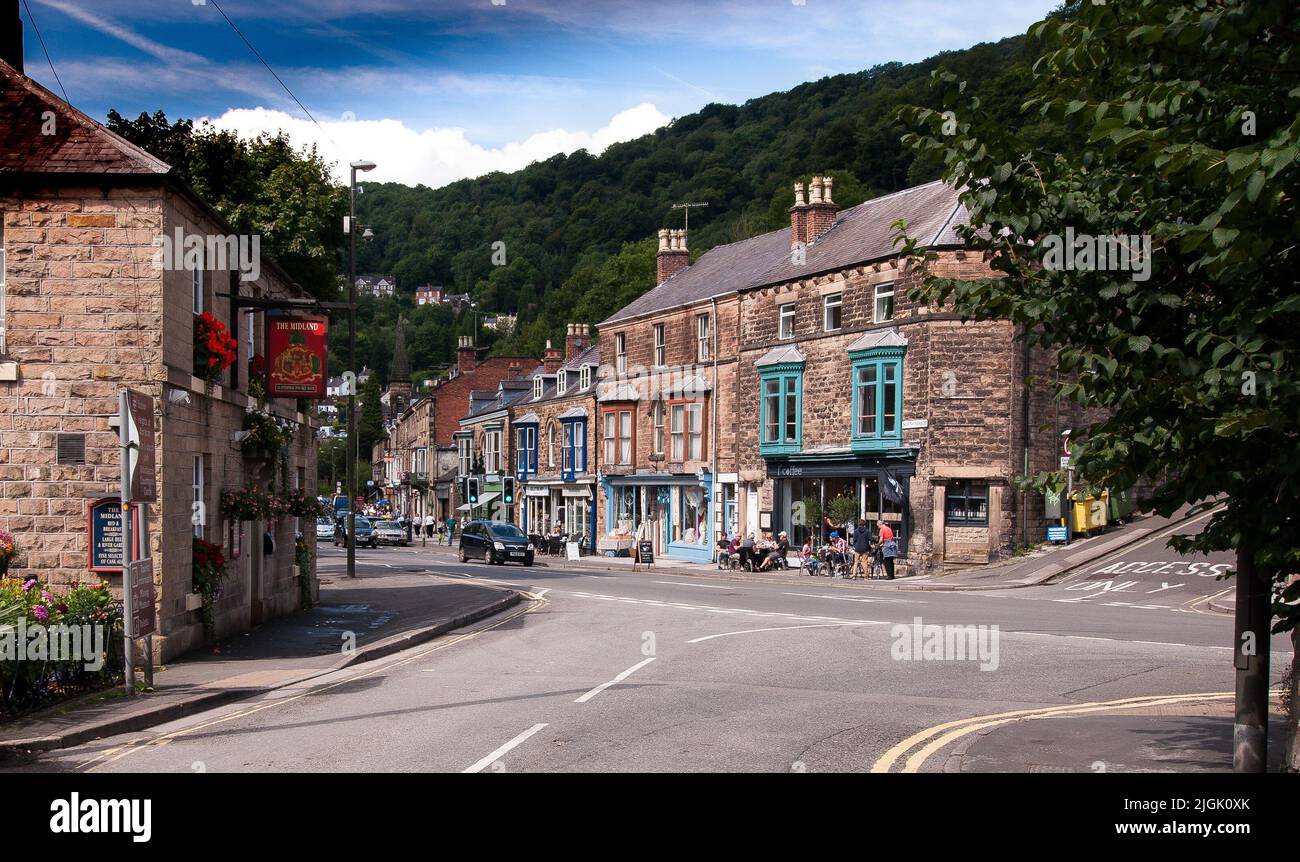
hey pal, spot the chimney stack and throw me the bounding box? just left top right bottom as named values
left=789, top=182, right=807, bottom=250
left=457, top=335, right=478, bottom=374
left=805, top=174, right=838, bottom=244
left=565, top=323, right=591, bottom=361
left=543, top=339, right=563, bottom=374
left=656, top=228, right=690, bottom=284
left=2, top=0, right=23, bottom=74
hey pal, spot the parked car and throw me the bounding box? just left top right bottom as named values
left=372, top=518, right=407, bottom=547
left=315, top=516, right=335, bottom=540
left=458, top=520, right=534, bottom=566
left=334, top=515, right=376, bottom=548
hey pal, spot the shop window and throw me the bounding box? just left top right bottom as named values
left=945, top=480, right=989, bottom=527
left=673, top=485, right=707, bottom=545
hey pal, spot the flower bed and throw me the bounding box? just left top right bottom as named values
left=0, top=578, right=124, bottom=720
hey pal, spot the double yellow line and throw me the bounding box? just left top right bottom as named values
left=871, top=690, right=1248, bottom=773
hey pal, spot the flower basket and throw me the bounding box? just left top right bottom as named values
left=192, top=538, right=227, bottom=644
left=194, top=312, right=238, bottom=384
left=220, top=487, right=286, bottom=522
left=240, top=408, right=294, bottom=455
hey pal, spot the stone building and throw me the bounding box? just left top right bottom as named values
left=0, top=54, right=317, bottom=659
left=594, top=228, right=754, bottom=562
left=595, top=176, right=1081, bottom=571
left=376, top=337, right=537, bottom=522
left=734, top=178, right=1080, bottom=572
left=455, top=376, right=533, bottom=522
left=511, top=324, right=599, bottom=543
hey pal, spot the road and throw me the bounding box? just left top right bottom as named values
left=8, top=516, right=1293, bottom=773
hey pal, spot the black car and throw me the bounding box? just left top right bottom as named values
left=459, top=520, right=535, bottom=566
left=334, top=515, right=377, bottom=548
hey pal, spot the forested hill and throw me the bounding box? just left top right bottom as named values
left=349, top=27, right=1068, bottom=377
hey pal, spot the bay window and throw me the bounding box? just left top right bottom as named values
left=515, top=424, right=537, bottom=478
left=850, top=343, right=904, bottom=451
left=758, top=366, right=802, bottom=456
left=603, top=409, right=632, bottom=466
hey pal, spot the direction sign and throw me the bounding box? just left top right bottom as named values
left=128, top=558, right=156, bottom=638
left=121, top=390, right=157, bottom=503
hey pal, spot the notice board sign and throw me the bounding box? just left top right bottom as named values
left=129, top=558, right=156, bottom=638
left=1047, top=525, right=1068, bottom=543
left=566, top=541, right=581, bottom=562
left=633, top=540, right=655, bottom=571
left=88, top=498, right=140, bottom=573
left=266, top=312, right=328, bottom=398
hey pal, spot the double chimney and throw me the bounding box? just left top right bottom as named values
left=656, top=228, right=689, bottom=285
left=790, top=175, right=837, bottom=250
left=565, top=323, right=591, bottom=359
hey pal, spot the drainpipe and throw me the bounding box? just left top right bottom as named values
left=711, top=296, right=720, bottom=561
left=1021, top=328, right=1031, bottom=549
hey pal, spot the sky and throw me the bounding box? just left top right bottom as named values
left=18, top=0, right=1060, bottom=189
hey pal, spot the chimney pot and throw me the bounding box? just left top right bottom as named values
left=656, top=228, right=690, bottom=284
left=809, top=176, right=824, bottom=205
left=822, top=175, right=834, bottom=205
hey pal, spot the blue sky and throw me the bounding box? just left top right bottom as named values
left=20, top=0, right=1060, bottom=187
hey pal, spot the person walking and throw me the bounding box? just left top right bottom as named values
left=878, top=521, right=897, bottom=580
left=850, top=519, right=873, bottom=579
left=447, top=515, right=457, bottom=545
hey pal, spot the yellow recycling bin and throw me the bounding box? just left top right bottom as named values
left=1070, top=492, right=1109, bottom=535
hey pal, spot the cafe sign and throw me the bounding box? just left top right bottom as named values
left=266, top=312, right=328, bottom=398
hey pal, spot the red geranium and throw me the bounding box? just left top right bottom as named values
left=195, top=312, right=238, bottom=381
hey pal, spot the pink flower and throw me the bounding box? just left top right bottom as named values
left=22, top=579, right=36, bottom=592
left=41, top=591, right=53, bottom=603
left=32, top=605, right=48, bottom=622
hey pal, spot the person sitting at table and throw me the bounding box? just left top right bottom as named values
left=759, top=531, right=789, bottom=571
left=738, top=533, right=757, bottom=570
left=827, top=531, right=848, bottom=573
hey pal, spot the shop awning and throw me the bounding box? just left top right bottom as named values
left=525, top=486, right=550, bottom=497
left=562, top=487, right=593, bottom=498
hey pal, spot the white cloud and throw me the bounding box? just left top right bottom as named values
left=203, top=102, right=671, bottom=188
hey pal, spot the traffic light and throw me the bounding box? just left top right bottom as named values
left=502, top=476, right=515, bottom=506
left=468, top=476, right=480, bottom=506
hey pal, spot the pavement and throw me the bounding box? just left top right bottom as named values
left=0, top=559, right=520, bottom=756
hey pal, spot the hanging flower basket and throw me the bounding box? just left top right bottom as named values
left=220, top=487, right=287, bottom=522
left=194, top=312, right=238, bottom=383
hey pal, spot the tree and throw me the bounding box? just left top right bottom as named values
left=895, top=0, right=1299, bottom=770
left=106, top=110, right=347, bottom=301
left=358, top=374, right=385, bottom=463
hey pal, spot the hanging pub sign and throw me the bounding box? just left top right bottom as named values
left=265, top=312, right=328, bottom=398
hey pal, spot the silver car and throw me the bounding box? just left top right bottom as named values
left=371, top=519, right=408, bottom=546
left=315, top=517, right=335, bottom=540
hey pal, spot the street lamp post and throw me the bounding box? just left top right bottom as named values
left=346, top=159, right=376, bottom=579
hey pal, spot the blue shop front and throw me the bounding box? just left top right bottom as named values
left=599, top=471, right=714, bottom=563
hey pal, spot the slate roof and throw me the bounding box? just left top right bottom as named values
left=0, top=59, right=171, bottom=175
left=599, top=181, right=968, bottom=327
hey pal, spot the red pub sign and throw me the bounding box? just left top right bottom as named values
left=265, top=312, right=328, bottom=398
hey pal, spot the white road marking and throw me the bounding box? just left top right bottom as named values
left=688, top=622, right=884, bottom=643
left=574, top=657, right=657, bottom=704
left=782, top=592, right=921, bottom=604
left=463, top=723, right=548, bottom=773
left=653, top=580, right=733, bottom=589
left=533, top=588, right=551, bottom=598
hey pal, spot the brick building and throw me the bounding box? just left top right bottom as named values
left=375, top=336, right=536, bottom=522
left=0, top=54, right=317, bottom=659
left=455, top=376, right=533, bottom=522
left=511, top=325, right=599, bottom=543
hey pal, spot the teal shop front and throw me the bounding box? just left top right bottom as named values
left=600, top=473, right=714, bottom=563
